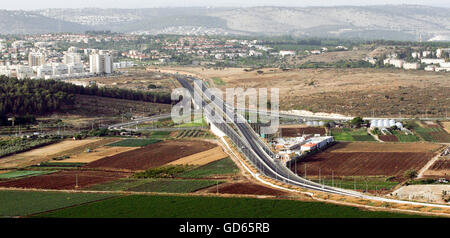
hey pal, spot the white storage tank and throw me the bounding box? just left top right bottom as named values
left=389, top=119, right=396, bottom=127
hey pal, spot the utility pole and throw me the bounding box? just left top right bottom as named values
left=332, top=170, right=334, bottom=187
left=304, top=164, right=307, bottom=179
left=319, top=168, right=321, bottom=185
left=75, top=174, right=79, bottom=189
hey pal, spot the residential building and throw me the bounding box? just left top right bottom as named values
left=421, top=58, right=445, bottom=65
left=28, top=52, right=45, bottom=67
left=403, top=62, right=420, bottom=70
left=89, top=53, right=113, bottom=74
left=63, top=52, right=81, bottom=64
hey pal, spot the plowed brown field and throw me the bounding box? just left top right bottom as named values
left=291, top=142, right=440, bottom=177
left=379, top=135, right=398, bottom=142
left=205, top=182, right=289, bottom=196
left=84, top=140, right=216, bottom=171
left=0, top=170, right=130, bottom=189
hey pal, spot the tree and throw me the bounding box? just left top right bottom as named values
left=404, top=170, right=418, bottom=179
left=349, top=117, right=364, bottom=128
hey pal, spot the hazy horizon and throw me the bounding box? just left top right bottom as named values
left=1, top=0, right=449, bottom=11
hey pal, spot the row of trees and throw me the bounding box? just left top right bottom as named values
left=0, top=76, right=173, bottom=120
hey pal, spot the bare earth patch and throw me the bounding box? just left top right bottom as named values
left=168, top=147, right=228, bottom=166
left=0, top=138, right=104, bottom=169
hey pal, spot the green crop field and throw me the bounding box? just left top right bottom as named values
left=0, top=170, right=56, bottom=179
left=106, top=139, right=161, bottom=147
left=85, top=179, right=150, bottom=191
left=331, top=128, right=375, bottom=141
left=311, top=176, right=399, bottom=192
left=179, top=158, right=239, bottom=178
left=36, top=194, right=429, bottom=218
left=149, top=131, right=171, bottom=139
left=406, top=121, right=450, bottom=143
left=392, top=131, right=421, bottom=142
left=0, top=190, right=116, bottom=217
left=126, top=179, right=220, bottom=193
left=212, top=77, right=226, bottom=86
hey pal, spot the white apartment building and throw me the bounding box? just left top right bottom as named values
left=89, top=53, right=113, bottom=74
left=421, top=58, right=445, bottom=65
left=52, top=63, right=69, bottom=75
left=68, top=63, right=84, bottom=74
left=279, top=50, right=296, bottom=57
left=37, top=64, right=53, bottom=78
left=384, top=58, right=405, bottom=68
left=63, top=52, right=81, bottom=64
left=403, top=62, right=420, bottom=70
left=16, top=66, right=34, bottom=79
left=411, top=52, right=420, bottom=59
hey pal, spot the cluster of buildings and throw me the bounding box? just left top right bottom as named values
left=273, top=135, right=335, bottom=162
left=0, top=38, right=117, bottom=79
left=379, top=48, right=450, bottom=72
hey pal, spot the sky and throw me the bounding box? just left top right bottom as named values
left=1, top=0, right=449, bottom=10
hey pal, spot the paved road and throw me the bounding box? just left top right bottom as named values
left=178, top=76, right=450, bottom=208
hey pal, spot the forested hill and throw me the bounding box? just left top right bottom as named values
left=0, top=76, right=173, bottom=118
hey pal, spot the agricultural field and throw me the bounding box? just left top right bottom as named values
left=280, top=126, right=326, bottom=137
left=0, top=190, right=116, bottom=217
left=85, top=140, right=217, bottom=171
left=409, top=121, right=450, bottom=143
left=106, top=138, right=161, bottom=147
left=85, top=178, right=219, bottom=193
left=161, top=67, right=450, bottom=118
left=0, top=170, right=56, bottom=179
left=126, top=179, right=220, bottom=193
left=178, top=158, right=239, bottom=178
left=0, top=137, right=61, bottom=159
left=440, top=121, right=450, bottom=134
left=168, top=147, right=228, bottom=166
left=35, top=194, right=428, bottom=218
left=291, top=142, right=442, bottom=179
left=378, top=135, right=399, bottom=142
left=175, top=129, right=214, bottom=139
left=423, top=157, right=450, bottom=179
left=0, top=170, right=131, bottom=190
left=0, top=138, right=106, bottom=169
left=203, top=182, right=290, bottom=196
left=48, top=146, right=137, bottom=164
left=311, top=176, right=399, bottom=193
left=148, top=131, right=172, bottom=139
left=330, top=128, right=375, bottom=141
left=391, top=131, right=421, bottom=142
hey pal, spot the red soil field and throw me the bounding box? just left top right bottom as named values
left=291, top=151, right=435, bottom=177
left=281, top=127, right=326, bottom=137
left=206, top=182, right=288, bottom=196
left=429, top=132, right=450, bottom=143
left=429, top=158, right=450, bottom=171
left=0, top=170, right=130, bottom=190
left=379, top=135, right=399, bottom=142
left=85, top=140, right=216, bottom=171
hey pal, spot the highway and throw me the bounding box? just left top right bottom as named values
left=177, top=76, right=450, bottom=208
